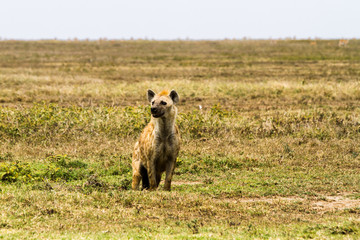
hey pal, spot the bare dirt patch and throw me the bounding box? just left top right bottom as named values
left=214, top=195, right=360, bottom=212
left=171, top=181, right=203, bottom=186
left=313, top=196, right=360, bottom=213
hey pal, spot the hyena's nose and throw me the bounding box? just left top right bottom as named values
left=151, top=107, right=158, bottom=114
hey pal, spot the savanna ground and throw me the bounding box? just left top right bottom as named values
left=0, top=40, right=359, bottom=239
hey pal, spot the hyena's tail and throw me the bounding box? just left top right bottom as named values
left=140, top=165, right=150, bottom=190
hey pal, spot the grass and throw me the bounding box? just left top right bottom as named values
left=0, top=39, right=359, bottom=239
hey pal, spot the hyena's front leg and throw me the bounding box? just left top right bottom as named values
left=164, top=157, right=176, bottom=191
left=156, top=172, right=162, bottom=187
left=147, top=158, right=158, bottom=190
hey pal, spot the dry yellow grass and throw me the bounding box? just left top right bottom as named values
left=0, top=40, right=359, bottom=239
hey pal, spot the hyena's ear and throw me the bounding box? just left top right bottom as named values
left=169, top=90, right=179, bottom=104
left=147, top=89, right=156, bottom=102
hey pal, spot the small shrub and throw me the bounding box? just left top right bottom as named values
left=0, top=162, right=32, bottom=183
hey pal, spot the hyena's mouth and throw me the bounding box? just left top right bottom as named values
left=152, top=112, right=165, bottom=118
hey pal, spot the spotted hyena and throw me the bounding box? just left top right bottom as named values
left=132, top=89, right=180, bottom=191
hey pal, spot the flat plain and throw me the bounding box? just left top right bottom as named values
left=0, top=39, right=359, bottom=239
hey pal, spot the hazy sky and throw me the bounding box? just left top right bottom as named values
left=0, top=0, right=359, bottom=40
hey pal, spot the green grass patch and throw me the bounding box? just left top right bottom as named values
left=0, top=40, right=360, bottom=239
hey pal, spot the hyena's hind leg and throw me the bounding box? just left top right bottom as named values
left=132, top=171, right=141, bottom=190
left=132, top=143, right=144, bottom=190
left=140, top=165, right=150, bottom=190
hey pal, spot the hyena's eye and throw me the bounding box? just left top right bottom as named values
left=152, top=101, right=155, bottom=105
left=160, top=101, right=167, bottom=105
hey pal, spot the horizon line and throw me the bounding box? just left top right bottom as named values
left=0, top=37, right=358, bottom=42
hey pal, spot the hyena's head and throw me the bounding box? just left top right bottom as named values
left=147, top=89, right=179, bottom=118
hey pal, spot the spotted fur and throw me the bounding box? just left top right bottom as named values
left=132, top=89, right=180, bottom=191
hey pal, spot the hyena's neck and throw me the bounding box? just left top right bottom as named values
left=152, top=107, right=177, bottom=139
